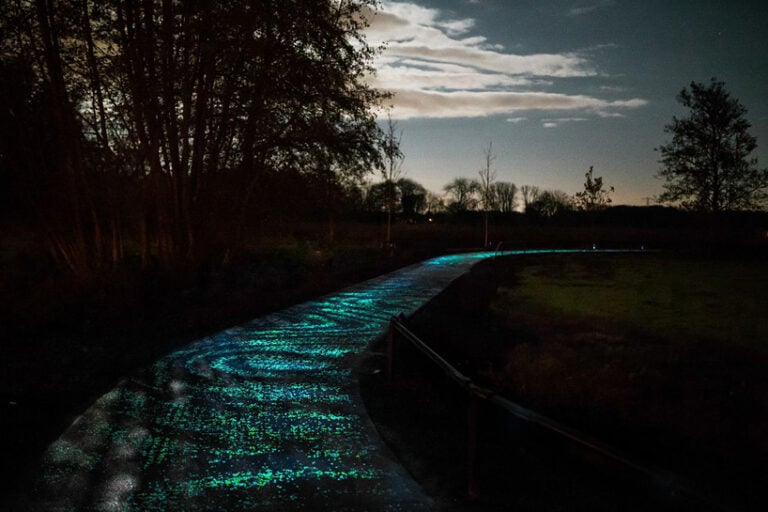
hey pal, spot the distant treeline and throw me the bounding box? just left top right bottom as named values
left=350, top=202, right=768, bottom=229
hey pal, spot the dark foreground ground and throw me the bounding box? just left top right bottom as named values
left=360, top=251, right=767, bottom=512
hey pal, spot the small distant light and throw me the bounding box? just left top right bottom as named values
left=592, top=243, right=597, bottom=250
left=428, top=218, right=433, bottom=223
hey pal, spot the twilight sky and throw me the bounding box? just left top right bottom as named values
left=363, top=0, right=768, bottom=205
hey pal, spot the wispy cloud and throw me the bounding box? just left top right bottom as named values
left=568, top=0, right=616, bottom=17
left=541, top=117, right=589, bottom=128
left=365, top=1, right=645, bottom=120
left=385, top=89, right=645, bottom=120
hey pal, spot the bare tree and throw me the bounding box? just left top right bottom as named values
left=380, top=114, right=404, bottom=247
left=476, top=141, right=497, bottom=247
left=520, top=185, right=541, bottom=212
left=443, top=177, right=478, bottom=213
left=493, top=182, right=518, bottom=213
left=425, top=192, right=445, bottom=214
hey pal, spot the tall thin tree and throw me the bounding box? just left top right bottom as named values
left=476, top=141, right=497, bottom=247
left=380, top=114, right=403, bottom=248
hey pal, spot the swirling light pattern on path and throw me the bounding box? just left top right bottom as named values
left=31, top=249, right=615, bottom=511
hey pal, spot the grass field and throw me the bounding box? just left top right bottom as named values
left=490, top=253, right=768, bottom=465
left=496, top=252, right=768, bottom=349
left=388, top=251, right=768, bottom=511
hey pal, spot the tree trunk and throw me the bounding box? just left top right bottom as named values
left=34, top=0, right=92, bottom=276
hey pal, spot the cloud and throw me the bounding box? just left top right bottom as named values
left=381, top=89, right=647, bottom=120
left=375, top=60, right=548, bottom=91
left=541, top=117, right=589, bottom=128
left=506, top=117, right=528, bottom=124
left=382, top=44, right=594, bottom=77
left=569, top=1, right=616, bottom=16
left=365, top=1, right=645, bottom=120
left=595, top=110, right=626, bottom=118
left=599, top=85, right=626, bottom=92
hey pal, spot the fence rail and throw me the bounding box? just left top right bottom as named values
left=386, top=313, right=718, bottom=509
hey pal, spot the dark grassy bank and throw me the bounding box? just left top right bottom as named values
left=361, top=250, right=768, bottom=511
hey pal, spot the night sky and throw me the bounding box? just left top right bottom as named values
left=365, top=0, right=768, bottom=205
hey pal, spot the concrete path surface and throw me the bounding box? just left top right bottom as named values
left=27, top=251, right=507, bottom=511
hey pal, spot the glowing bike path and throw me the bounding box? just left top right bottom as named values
left=31, top=250, right=602, bottom=511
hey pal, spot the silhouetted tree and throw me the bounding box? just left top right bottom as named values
left=443, top=177, right=478, bottom=213
left=397, top=178, right=427, bottom=216
left=520, top=185, right=541, bottom=212
left=574, top=166, right=613, bottom=211
left=1, top=0, right=387, bottom=273
left=0, top=0, right=104, bottom=276
left=657, top=79, right=768, bottom=211
left=475, top=141, right=497, bottom=246
left=424, top=192, right=445, bottom=214
left=308, top=168, right=365, bottom=243
left=527, top=190, right=572, bottom=218
left=363, top=181, right=397, bottom=213
left=0, top=57, right=55, bottom=222
left=493, top=182, right=518, bottom=213
left=380, top=115, right=403, bottom=245
left=362, top=177, right=427, bottom=217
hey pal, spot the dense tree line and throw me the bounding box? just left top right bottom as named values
left=0, top=0, right=386, bottom=276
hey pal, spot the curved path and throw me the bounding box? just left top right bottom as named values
left=29, top=250, right=594, bottom=511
